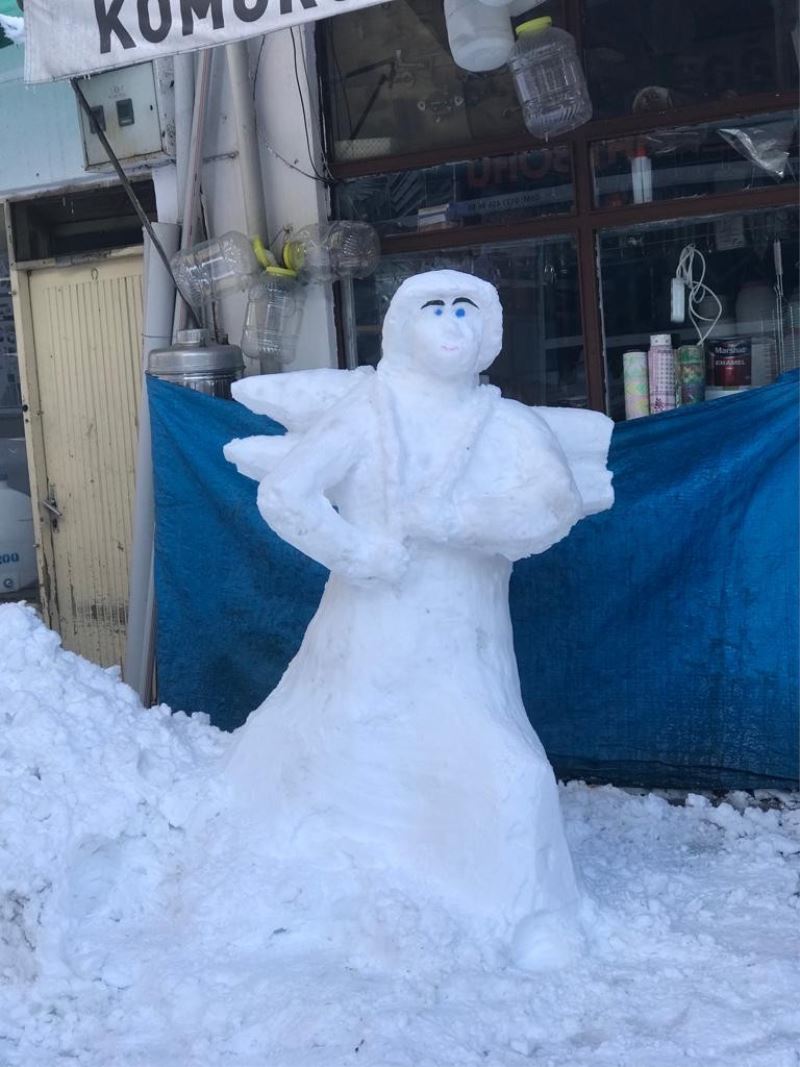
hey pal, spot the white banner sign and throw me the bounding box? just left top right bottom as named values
left=24, top=0, right=387, bottom=83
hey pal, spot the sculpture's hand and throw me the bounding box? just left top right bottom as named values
left=344, top=533, right=410, bottom=586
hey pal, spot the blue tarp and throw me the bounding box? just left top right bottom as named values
left=149, top=370, right=799, bottom=791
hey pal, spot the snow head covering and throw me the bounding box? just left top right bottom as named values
left=380, top=270, right=503, bottom=374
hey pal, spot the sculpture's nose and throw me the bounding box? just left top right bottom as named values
left=440, top=316, right=462, bottom=342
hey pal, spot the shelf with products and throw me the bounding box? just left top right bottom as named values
left=599, top=206, right=799, bottom=421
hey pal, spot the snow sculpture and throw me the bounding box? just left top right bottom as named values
left=224, top=270, right=614, bottom=966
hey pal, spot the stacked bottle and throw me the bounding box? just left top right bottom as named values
left=241, top=267, right=305, bottom=374
left=283, top=222, right=380, bottom=284
left=171, top=231, right=260, bottom=312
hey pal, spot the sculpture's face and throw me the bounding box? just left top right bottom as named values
left=408, top=294, right=484, bottom=381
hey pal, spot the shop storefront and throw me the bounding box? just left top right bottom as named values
left=318, top=0, right=799, bottom=416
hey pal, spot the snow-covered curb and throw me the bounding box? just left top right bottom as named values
left=1, top=603, right=798, bottom=1067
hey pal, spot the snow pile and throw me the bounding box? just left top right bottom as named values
left=1, top=602, right=799, bottom=1067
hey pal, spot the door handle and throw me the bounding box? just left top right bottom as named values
left=41, top=493, right=62, bottom=529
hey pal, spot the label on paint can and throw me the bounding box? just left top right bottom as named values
left=707, top=337, right=752, bottom=387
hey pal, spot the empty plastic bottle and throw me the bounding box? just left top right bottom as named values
left=444, top=0, right=514, bottom=72
left=240, top=267, right=305, bottom=373
left=508, top=17, right=592, bottom=139
left=171, top=231, right=260, bottom=311
left=282, top=222, right=380, bottom=283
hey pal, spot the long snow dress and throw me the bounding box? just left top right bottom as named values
left=224, top=361, right=613, bottom=952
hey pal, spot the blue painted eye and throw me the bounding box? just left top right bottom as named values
left=434, top=307, right=443, bottom=316
left=455, top=307, right=466, bottom=318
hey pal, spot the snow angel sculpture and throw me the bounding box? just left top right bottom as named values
left=224, top=270, right=614, bottom=966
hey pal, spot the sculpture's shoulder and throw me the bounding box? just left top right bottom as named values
left=231, top=366, right=375, bottom=432
left=480, top=393, right=570, bottom=457
left=486, top=395, right=615, bottom=516
left=489, top=394, right=559, bottom=441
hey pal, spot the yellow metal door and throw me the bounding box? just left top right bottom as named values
left=28, top=252, right=143, bottom=667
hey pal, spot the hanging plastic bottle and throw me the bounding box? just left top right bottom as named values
left=240, top=267, right=305, bottom=373
left=507, top=17, right=592, bottom=139
left=171, top=231, right=260, bottom=311
left=282, top=222, right=380, bottom=283
left=444, top=0, right=514, bottom=73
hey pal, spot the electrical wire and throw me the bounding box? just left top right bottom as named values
left=252, top=35, right=266, bottom=102
left=290, top=27, right=333, bottom=185
left=675, top=244, right=722, bottom=345
left=249, top=31, right=331, bottom=186
left=260, top=140, right=330, bottom=184
left=70, top=77, right=199, bottom=327
left=296, top=25, right=337, bottom=180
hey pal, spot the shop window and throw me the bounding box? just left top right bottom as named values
left=584, top=0, right=799, bottom=120
left=593, top=111, right=799, bottom=208
left=345, top=237, right=587, bottom=408
left=321, top=0, right=563, bottom=162
left=336, top=147, right=574, bottom=236
left=599, top=208, right=800, bottom=420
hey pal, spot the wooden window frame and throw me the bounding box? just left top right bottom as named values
left=317, top=1, right=800, bottom=412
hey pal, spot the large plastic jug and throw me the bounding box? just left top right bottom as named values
left=443, top=0, right=514, bottom=73
left=508, top=17, right=592, bottom=139
left=0, top=477, right=36, bottom=593
left=241, top=267, right=306, bottom=373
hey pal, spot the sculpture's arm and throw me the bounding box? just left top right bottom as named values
left=258, top=407, right=408, bottom=584
left=414, top=466, right=584, bottom=562
left=404, top=403, right=613, bottom=562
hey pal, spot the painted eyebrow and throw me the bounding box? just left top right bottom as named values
left=421, top=299, right=445, bottom=308
left=453, top=297, right=478, bottom=307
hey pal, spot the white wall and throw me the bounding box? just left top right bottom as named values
left=156, top=30, right=337, bottom=371
left=254, top=26, right=337, bottom=372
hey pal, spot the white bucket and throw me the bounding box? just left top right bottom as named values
left=0, top=478, right=37, bottom=592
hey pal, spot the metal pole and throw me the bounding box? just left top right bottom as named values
left=124, top=222, right=180, bottom=702
left=226, top=39, right=269, bottom=242
left=173, top=47, right=214, bottom=338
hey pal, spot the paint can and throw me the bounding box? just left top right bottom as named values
left=647, top=333, right=675, bottom=414
left=677, top=345, right=705, bottom=405
left=707, top=337, right=752, bottom=389
left=623, top=350, right=650, bottom=419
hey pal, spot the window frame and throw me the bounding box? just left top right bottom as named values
left=317, top=0, right=800, bottom=413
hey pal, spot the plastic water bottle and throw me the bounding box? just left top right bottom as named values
left=282, top=222, right=380, bottom=283
left=171, top=232, right=260, bottom=311
left=508, top=17, right=592, bottom=139
left=444, top=0, right=514, bottom=73
left=241, top=268, right=305, bottom=373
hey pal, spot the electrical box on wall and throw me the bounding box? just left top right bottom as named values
left=76, top=60, right=175, bottom=170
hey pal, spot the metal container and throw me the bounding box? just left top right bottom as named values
left=147, top=329, right=244, bottom=399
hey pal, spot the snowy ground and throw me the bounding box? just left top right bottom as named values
left=1, top=602, right=798, bottom=1067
